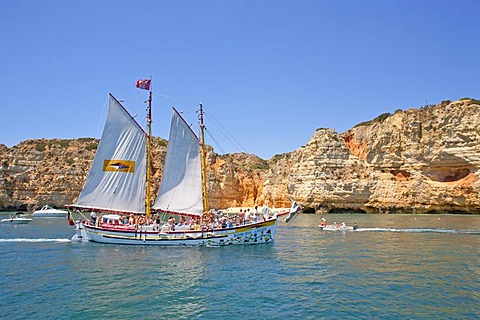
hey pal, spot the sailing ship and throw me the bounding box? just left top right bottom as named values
left=67, top=80, right=278, bottom=246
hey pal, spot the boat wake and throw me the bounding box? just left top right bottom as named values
left=355, top=228, right=480, bottom=234
left=0, top=238, right=71, bottom=243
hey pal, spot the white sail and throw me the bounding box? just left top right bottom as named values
left=75, top=94, right=147, bottom=214
left=153, top=108, right=204, bottom=216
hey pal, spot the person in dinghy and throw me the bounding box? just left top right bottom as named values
left=319, top=217, right=327, bottom=229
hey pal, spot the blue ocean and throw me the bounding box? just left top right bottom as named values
left=0, top=213, right=478, bottom=319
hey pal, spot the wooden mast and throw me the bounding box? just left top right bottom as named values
left=145, top=79, right=152, bottom=218
left=199, top=103, right=208, bottom=213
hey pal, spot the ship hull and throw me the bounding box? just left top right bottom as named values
left=73, top=218, right=277, bottom=246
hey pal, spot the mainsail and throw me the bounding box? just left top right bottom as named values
left=75, top=94, right=147, bottom=214
left=153, top=108, right=204, bottom=216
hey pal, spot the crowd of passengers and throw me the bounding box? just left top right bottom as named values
left=90, top=206, right=275, bottom=231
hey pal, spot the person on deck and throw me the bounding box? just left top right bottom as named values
left=262, top=205, right=270, bottom=221
left=90, top=212, right=97, bottom=225
left=167, top=216, right=175, bottom=231
left=187, top=216, right=195, bottom=229
left=193, top=218, right=200, bottom=231
left=221, top=216, right=228, bottom=228
left=245, top=209, right=251, bottom=224
left=253, top=206, right=259, bottom=222
left=178, top=216, right=186, bottom=226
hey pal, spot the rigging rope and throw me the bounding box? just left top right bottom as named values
left=152, top=92, right=186, bottom=102
left=203, top=110, right=248, bottom=153
left=205, top=128, right=225, bottom=154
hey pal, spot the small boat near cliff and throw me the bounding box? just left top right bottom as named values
left=67, top=79, right=278, bottom=246
left=1, top=212, right=32, bottom=224
left=319, top=224, right=354, bottom=231
left=319, top=220, right=358, bottom=231
left=32, top=205, right=68, bottom=217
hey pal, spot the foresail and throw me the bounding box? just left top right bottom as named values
left=75, top=94, right=147, bottom=214
left=153, top=108, right=204, bottom=216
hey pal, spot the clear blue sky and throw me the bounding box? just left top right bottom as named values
left=1, top=1, right=479, bottom=159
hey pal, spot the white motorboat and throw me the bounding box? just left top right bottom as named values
left=319, top=224, right=354, bottom=231
left=32, top=205, right=68, bottom=217
left=1, top=213, right=33, bottom=224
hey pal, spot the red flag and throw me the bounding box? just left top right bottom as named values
left=136, top=79, right=151, bottom=90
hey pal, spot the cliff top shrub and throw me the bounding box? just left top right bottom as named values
left=157, top=139, right=167, bottom=147
left=85, top=143, right=98, bottom=151
left=250, top=162, right=269, bottom=170
left=54, top=140, right=70, bottom=148
left=35, top=143, right=46, bottom=152
left=460, top=97, right=480, bottom=104
left=353, top=112, right=392, bottom=128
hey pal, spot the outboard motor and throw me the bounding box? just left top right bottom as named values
left=72, top=220, right=86, bottom=241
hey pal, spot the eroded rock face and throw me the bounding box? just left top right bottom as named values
left=206, top=152, right=267, bottom=209
left=0, top=138, right=98, bottom=211
left=1, top=99, right=479, bottom=213
left=262, top=128, right=373, bottom=212
left=261, top=99, right=480, bottom=214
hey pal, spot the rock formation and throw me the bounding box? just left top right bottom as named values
left=1, top=98, right=479, bottom=213
left=262, top=98, right=480, bottom=214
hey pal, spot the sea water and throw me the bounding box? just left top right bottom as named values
left=0, top=213, right=478, bottom=319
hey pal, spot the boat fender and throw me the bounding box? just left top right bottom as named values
left=138, top=216, right=146, bottom=225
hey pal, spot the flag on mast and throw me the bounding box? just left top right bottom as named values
left=136, top=79, right=151, bottom=90
left=67, top=210, right=75, bottom=226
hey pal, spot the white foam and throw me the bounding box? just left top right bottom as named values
left=355, top=228, right=479, bottom=234
left=0, top=238, right=71, bottom=243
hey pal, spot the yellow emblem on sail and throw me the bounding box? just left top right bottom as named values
left=103, top=160, right=135, bottom=173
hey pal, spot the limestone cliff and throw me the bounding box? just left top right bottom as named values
left=262, top=98, right=480, bottom=214
left=0, top=138, right=97, bottom=211
left=1, top=98, right=479, bottom=213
